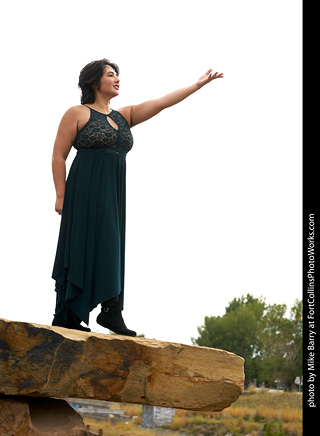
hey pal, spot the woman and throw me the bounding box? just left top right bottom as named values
left=51, top=59, right=223, bottom=336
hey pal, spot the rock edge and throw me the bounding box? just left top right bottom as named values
left=0, top=318, right=244, bottom=412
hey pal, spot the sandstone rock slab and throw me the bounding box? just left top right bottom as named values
left=0, top=318, right=244, bottom=411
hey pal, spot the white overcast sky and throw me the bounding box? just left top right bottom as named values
left=0, top=0, right=302, bottom=345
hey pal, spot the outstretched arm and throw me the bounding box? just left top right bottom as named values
left=120, top=69, right=223, bottom=128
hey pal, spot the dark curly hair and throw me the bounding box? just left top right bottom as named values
left=78, top=59, right=120, bottom=104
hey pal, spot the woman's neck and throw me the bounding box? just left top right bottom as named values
left=90, top=96, right=112, bottom=114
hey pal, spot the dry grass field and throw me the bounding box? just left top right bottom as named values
left=84, top=388, right=302, bottom=436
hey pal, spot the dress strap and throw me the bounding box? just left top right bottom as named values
left=83, top=105, right=113, bottom=116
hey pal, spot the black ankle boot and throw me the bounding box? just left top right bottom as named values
left=97, top=297, right=136, bottom=337
left=52, top=309, right=91, bottom=332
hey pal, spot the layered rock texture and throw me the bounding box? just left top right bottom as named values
left=0, top=317, right=244, bottom=434
left=0, top=395, right=88, bottom=436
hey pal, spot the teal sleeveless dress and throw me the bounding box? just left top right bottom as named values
left=52, top=106, right=134, bottom=326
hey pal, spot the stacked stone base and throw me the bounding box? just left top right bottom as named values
left=0, top=319, right=245, bottom=435
left=0, top=395, right=88, bottom=436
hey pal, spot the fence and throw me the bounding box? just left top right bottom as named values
left=86, top=424, right=103, bottom=436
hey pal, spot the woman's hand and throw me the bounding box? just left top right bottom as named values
left=55, top=196, right=64, bottom=215
left=196, top=69, right=224, bottom=89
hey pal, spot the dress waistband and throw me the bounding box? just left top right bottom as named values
left=76, top=148, right=127, bottom=157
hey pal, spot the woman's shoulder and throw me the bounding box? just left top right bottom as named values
left=57, top=105, right=90, bottom=132
left=63, top=105, right=89, bottom=117
left=117, top=106, right=132, bottom=128
left=59, top=105, right=89, bottom=124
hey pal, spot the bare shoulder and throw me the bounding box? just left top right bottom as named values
left=117, top=106, right=133, bottom=128
left=59, top=105, right=90, bottom=131
left=62, top=105, right=88, bottom=119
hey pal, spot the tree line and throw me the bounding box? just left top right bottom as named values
left=192, top=294, right=302, bottom=390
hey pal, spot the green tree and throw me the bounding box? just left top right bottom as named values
left=192, top=295, right=302, bottom=389
left=257, top=299, right=302, bottom=389
left=192, top=294, right=266, bottom=383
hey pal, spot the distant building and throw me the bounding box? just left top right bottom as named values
left=67, top=398, right=125, bottom=420
left=141, top=405, right=175, bottom=428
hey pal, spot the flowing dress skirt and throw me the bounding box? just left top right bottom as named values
left=52, top=148, right=126, bottom=325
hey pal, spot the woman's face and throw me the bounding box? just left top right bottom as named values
left=97, top=65, right=120, bottom=97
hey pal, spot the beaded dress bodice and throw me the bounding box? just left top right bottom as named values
left=73, top=106, right=133, bottom=156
